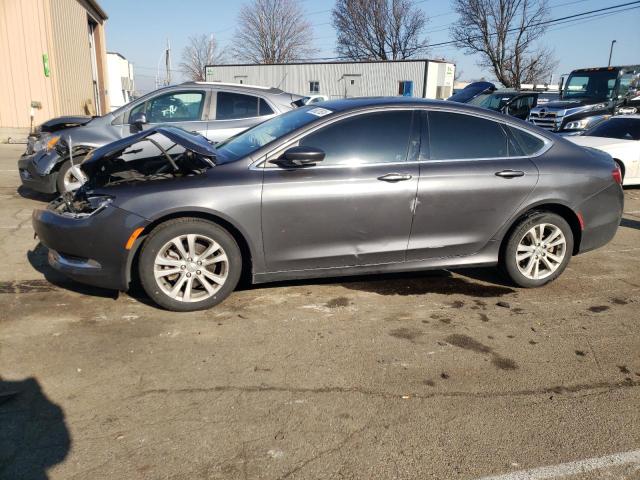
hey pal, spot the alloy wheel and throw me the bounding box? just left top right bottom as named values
left=63, top=165, right=87, bottom=191
left=516, top=223, right=567, bottom=280
left=153, top=234, right=229, bottom=302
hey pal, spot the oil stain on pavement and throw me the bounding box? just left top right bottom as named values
left=445, top=333, right=519, bottom=371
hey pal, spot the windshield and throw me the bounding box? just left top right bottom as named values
left=469, top=93, right=516, bottom=110
left=562, top=70, right=619, bottom=101
left=585, top=117, right=640, bottom=141
left=215, top=106, right=330, bottom=163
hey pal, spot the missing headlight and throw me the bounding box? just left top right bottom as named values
left=50, top=191, right=114, bottom=218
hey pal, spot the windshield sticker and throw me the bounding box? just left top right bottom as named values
left=307, top=107, right=332, bottom=117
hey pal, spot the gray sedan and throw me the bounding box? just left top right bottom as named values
left=32, top=98, right=623, bottom=311
left=18, top=82, right=302, bottom=194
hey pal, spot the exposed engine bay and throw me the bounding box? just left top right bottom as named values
left=86, top=142, right=215, bottom=188
left=50, top=126, right=217, bottom=217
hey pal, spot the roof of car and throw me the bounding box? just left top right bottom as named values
left=181, top=81, right=287, bottom=95
left=318, top=97, right=447, bottom=111
left=317, top=96, right=515, bottom=117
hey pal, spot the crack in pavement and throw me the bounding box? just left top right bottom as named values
left=129, top=378, right=640, bottom=402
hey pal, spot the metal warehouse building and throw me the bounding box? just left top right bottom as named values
left=205, top=59, right=456, bottom=100
left=0, top=0, right=109, bottom=139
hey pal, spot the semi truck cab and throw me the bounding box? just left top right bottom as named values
left=528, top=65, right=640, bottom=134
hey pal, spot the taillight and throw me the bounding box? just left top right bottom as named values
left=612, top=165, right=623, bottom=185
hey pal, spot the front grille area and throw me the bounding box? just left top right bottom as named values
left=529, top=111, right=560, bottom=131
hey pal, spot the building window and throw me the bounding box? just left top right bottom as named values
left=398, top=80, right=414, bottom=97
left=309, top=81, right=320, bottom=93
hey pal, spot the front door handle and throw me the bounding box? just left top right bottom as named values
left=378, top=173, right=413, bottom=182
left=495, top=170, right=525, bottom=178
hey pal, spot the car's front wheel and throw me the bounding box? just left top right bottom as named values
left=138, top=218, right=242, bottom=311
left=501, top=212, right=574, bottom=288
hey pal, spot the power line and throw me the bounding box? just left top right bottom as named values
left=301, top=0, right=640, bottom=61
left=305, top=0, right=594, bottom=49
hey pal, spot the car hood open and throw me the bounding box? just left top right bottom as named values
left=81, top=125, right=217, bottom=179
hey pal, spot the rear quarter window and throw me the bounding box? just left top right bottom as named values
left=508, top=126, right=546, bottom=155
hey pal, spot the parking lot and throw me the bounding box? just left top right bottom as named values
left=1, top=142, right=640, bottom=478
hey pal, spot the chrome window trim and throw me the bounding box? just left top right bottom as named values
left=249, top=105, right=553, bottom=171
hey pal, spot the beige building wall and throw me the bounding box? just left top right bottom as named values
left=0, top=0, right=108, bottom=131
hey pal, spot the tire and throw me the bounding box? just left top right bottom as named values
left=500, top=211, right=574, bottom=288
left=138, top=218, right=242, bottom=311
left=56, top=160, right=86, bottom=194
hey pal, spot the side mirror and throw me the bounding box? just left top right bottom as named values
left=130, top=111, right=147, bottom=132
left=269, top=146, right=325, bottom=168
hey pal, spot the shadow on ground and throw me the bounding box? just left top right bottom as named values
left=0, top=377, right=70, bottom=480
left=24, top=241, right=517, bottom=306
left=251, top=268, right=516, bottom=298
left=16, top=186, right=55, bottom=203
left=25, top=242, right=117, bottom=299
left=620, top=217, right=640, bottom=231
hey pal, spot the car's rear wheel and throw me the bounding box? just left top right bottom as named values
left=139, top=218, right=242, bottom=311
left=501, top=212, right=574, bottom=288
left=56, top=160, right=87, bottom=193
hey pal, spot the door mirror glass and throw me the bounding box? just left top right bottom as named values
left=130, top=111, right=147, bottom=132
left=269, top=146, right=325, bottom=168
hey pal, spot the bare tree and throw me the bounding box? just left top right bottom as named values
left=450, top=0, right=557, bottom=88
left=180, top=34, right=225, bottom=81
left=332, top=0, right=428, bottom=60
left=232, top=0, right=316, bottom=64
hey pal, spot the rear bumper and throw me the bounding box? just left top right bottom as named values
left=18, top=151, right=59, bottom=194
left=577, top=183, right=624, bottom=254
left=32, top=204, right=148, bottom=291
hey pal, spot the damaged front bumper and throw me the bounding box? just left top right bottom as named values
left=32, top=197, right=149, bottom=291
left=18, top=150, right=61, bottom=194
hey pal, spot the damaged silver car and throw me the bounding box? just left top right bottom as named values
left=19, top=82, right=301, bottom=194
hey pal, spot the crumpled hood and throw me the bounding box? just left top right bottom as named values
left=39, top=115, right=94, bottom=133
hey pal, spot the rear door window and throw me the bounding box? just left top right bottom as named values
left=428, top=111, right=509, bottom=159
left=217, top=92, right=273, bottom=120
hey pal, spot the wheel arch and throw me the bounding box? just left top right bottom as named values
left=125, top=210, right=255, bottom=289
left=500, top=202, right=583, bottom=257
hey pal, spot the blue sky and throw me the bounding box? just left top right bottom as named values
left=100, top=0, right=640, bottom=93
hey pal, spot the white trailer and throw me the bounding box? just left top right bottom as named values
left=205, top=60, right=455, bottom=100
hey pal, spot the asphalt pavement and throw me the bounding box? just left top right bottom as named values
left=1, top=144, right=639, bottom=479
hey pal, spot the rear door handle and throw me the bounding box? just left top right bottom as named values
left=495, top=170, right=525, bottom=178
left=378, top=173, right=413, bottom=182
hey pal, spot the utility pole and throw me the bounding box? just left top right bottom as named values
left=608, top=40, right=616, bottom=67
left=165, top=38, right=172, bottom=85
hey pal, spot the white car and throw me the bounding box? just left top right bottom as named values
left=568, top=115, right=640, bottom=185
left=302, top=94, right=330, bottom=104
